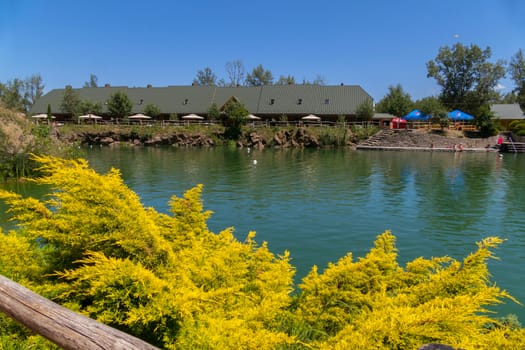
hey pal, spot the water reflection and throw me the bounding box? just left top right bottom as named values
left=1, top=147, right=524, bottom=319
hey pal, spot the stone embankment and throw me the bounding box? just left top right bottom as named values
left=68, top=128, right=326, bottom=149
left=357, top=129, right=498, bottom=152
left=71, top=131, right=217, bottom=147
left=65, top=127, right=497, bottom=151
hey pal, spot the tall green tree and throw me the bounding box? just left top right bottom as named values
left=142, top=103, right=161, bottom=118
left=221, top=99, right=248, bottom=139
left=60, top=86, right=82, bottom=118
left=375, top=84, right=413, bottom=117
left=246, top=64, right=273, bottom=86
left=83, top=74, right=99, bottom=88
left=106, top=91, right=133, bottom=119
left=79, top=100, right=103, bottom=115
left=415, top=96, right=449, bottom=130
left=427, top=43, right=505, bottom=115
left=0, top=75, right=44, bottom=112
left=276, top=75, right=296, bottom=85
left=207, top=103, right=220, bottom=120
left=193, top=67, right=217, bottom=86
left=355, top=99, right=374, bottom=121
left=414, top=96, right=446, bottom=118
left=508, top=49, right=525, bottom=111
left=0, top=79, right=26, bottom=112
left=302, top=74, right=327, bottom=86
left=24, top=74, right=44, bottom=111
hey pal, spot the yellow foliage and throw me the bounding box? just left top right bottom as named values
left=0, top=155, right=523, bottom=349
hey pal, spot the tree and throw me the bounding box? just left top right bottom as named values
left=83, top=74, right=99, bottom=88
left=60, top=85, right=82, bottom=118
left=246, top=64, right=273, bottom=86
left=415, top=96, right=446, bottom=118
left=142, top=103, right=161, bottom=118
left=355, top=99, right=374, bottom=121
left=225, top=60, right=245, bottom=87
left=302, top=74, right=327, bottom=86
left=193, top=67, right=217, bottom=86
left=375, top=84, right=413, bottom=117
left=0, top=75, right=44, bottom=112
left=276, top=75, right=296, bottom=85
left=24, top=74, right=44, bottom=111
left=221, top=99, right=248, bottom=139
left=0, top=79, right=26, bottom=112
left=207, top=103, right=220, bottom=120
left=427, top=43, right=505, bottom=115
left=79, top=100, right=103, bottom=116
left=475, top=104, right=499, bottom=137
left=508, top=49, right=525, bottom=111
left=106, top=91, right=133, bottom=119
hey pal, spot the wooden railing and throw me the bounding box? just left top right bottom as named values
left=0, top=275, right=159, bottom=350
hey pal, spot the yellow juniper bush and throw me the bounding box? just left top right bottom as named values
left=0, top=155, right=523, bottom=349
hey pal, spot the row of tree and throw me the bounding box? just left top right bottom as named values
left=2, top=44, right=523, bottom=122
left=0, top=75, right=44, bottom=112
left=373, top=44, right=525, bottom=135
left=192, top=60, right=326, bottom=87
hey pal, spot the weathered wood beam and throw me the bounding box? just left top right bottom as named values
left=0, top=275, right=159, bottom=350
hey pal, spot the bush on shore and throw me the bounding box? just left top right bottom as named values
left=0, top=155, right=523, bottom=349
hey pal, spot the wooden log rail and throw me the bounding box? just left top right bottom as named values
left=0, top=275, right=159, bottom=350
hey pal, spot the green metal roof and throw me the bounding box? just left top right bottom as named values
left=30, top=84, right=373, bottom=118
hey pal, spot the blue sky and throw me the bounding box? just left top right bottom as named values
left=1, top=0, right=523, bottom=102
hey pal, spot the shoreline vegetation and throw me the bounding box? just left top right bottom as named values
left=1, top=102, right=501, bottom=180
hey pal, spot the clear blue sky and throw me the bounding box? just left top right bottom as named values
left=1, top=0, right=523, bottom=102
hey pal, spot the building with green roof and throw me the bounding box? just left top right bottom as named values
left=30, top=84, right=372, bottom=121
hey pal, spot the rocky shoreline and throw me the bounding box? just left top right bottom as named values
left=64, top=126, right=499, bottom=151
left=65, top=127, right=352, bottom=149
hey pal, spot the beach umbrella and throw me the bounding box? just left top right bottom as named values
left=127, top=113, right=151, bottom=120
left=32, top=113, right=55, bottom=119
left=301, top=114, right=321, bottom=121
left=31, top=113, right=55, bottom=124
left=78, top=114, right=102, bottom=120
left=448, top=109, right=474, bottom=121
left=403, top=109, right=428, bottom=121
left=78, top=114, right=103, bottom=124
left=181, top=114, right=204, bottom=120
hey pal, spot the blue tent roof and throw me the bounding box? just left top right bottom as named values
left=448, top=109, right=474, bottom=121
left=403, top=109, right=428, bottom=121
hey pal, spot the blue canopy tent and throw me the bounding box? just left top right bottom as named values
left=448, top=109, right=474, bottom=121
left=403, top=109, right=429, bottom=121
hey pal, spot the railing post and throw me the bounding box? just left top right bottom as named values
left=0, top=275, right=159, bottom=350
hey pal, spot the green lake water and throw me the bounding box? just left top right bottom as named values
left=2, top=146, right=525, bottom=320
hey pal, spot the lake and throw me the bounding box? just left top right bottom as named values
left=2, top=146, right=525, bottom=320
